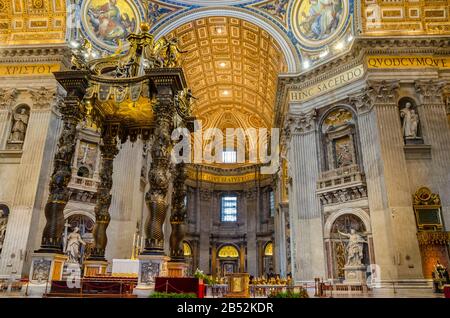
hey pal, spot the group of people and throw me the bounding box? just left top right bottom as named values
left=432, top=260, right=450, bottom=293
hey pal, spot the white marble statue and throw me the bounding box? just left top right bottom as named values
left=10, top=108, right=29, bottom=142
left=338, top=229, right=367, bottom=267
left=0, top=212, right=7, bottom=251
left=65, top=227, right=86, bottom=264
left=400, top=102, right=419, bottom=139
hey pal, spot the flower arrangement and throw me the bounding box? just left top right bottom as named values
left=193, top=268, right=217, bottom=285
left=268, top=288, right=309, bottom=298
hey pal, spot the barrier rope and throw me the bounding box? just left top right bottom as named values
left=154, top=281, right=198, bottom=294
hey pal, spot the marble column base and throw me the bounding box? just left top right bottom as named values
left=344, top=265, right=367, bottom=285
left=83, top=260, right=108, bottom=277
left=167, top=261, right=188, bottom=278
left=26, top=253, right=67, bottom=296
left=133, top=254, right=170, bottom=298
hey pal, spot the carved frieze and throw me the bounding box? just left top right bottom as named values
left=317, top=165, right=367, bottom=206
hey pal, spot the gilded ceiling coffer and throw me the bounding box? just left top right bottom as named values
left=37, top=24, right=195, bottom=263
left=89, top=126, right=119, bottom=261
left=39, top=74, right=89, bottom=252
left=169, top=162, right=188, bottom=261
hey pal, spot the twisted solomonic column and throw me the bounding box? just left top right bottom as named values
left=40, top=95, right=85, bottom=252
left=169, top=162, right=188, bottom=261
left=89, top=130, right=119, bottom=260
left=143, top=96, right=175, bottom=254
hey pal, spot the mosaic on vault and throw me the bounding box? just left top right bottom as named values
left=81, top=0, right=141, bottom=49
left=292, top=0, right=348, bottom=47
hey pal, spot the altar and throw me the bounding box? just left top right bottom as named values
left=111, top=259, right=139, bottom=277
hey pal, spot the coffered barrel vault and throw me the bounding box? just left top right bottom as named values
left=164, top=17, right=287, bottom=131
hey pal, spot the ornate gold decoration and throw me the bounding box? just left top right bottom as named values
left=264, top=242, right=273, bottom=256
left=39, top=25, right=192, bottom=259
left=413, top=187, right=441, bottom=206
left=362, top=0, right=450, bottom=36
left=0, top=64, right=60, bottom=76
left=367, top=56, right=450, bottom=70
left=183, top=242, right=192, bottom=257
left=187, top=168, right=270, bottom=184
left=218, top=245, right=239, bottom=258
left=413, top=187, right=443, bottom=231
left=417, top=231, right=450, bottom=246
left=0, top=0, right=66, bottom=45
left=323, top=109, right=353, bottom=129
left=165, top=17, right=287, bottom=131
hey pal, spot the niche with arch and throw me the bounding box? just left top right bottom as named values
left=0, top=204, right=10, bottom=255
left=398, top=97, right=423, bottom=144
left=326, top=213, right=371, bottom=280
left=7, top=104, right=30, bottom=150
left=320, top=107, right=359, bottom=172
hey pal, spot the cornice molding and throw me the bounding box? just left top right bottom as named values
left=0, top=45, right=71, bottom=66
left=274, top=36, right=450, bottom=127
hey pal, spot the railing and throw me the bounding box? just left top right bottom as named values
left=317, top=282, right=369, bottom=297
left=250, top=285, right=309, bottom=297
left=44, top=277, right=138, bottom=298
left=68, top=176, right=100, bottom=192
left=317, top=165, right=365, bottom=191
left=205, top=284, right=310, bottom=298
left=0, top=279, right=27, bottom=294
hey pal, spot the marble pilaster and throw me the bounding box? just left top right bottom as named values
left=414, top=80, right=450, bottom=230
left=352, top=80, right=424, bottom=282
left=285, top=108, right=326, bottom=282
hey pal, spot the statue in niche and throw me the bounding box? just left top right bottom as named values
left=400, top=102, right=420, bottom=139
left=9, top=107, right=29, bottom=142
left=0, top=210, right=8, bottom=252
left=65, top=227, right=86, bottom=264
left=337, top=229, right=367, bottom=267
